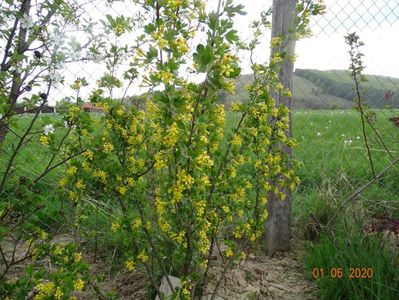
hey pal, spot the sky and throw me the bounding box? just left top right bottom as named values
left=3, top=0, right=398, bottom=103
left=224, top=0, right=399, bottom=78
left=56, top=0, right=399, bottom=102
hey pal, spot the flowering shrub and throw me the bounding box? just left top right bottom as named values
left=2, top=240, right=89, bottom=299
left=0, top=0, right=324, bottom=298
left=57, top=0, right=322, bottom=298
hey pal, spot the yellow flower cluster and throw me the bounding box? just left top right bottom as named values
left=231, top=134, right=242, bottom=146
left=111, top=221, right=120, bottom=232
left=154, top=152, right=167, bottom=169
left=212, top=104, right=225, bottom=126
left=114, top=24, right=125, bottom=36
left=103, top=142, right=114, bottom=153
left=164, top=122, right=179, bottom=147
left=230, top=101, right=241, bottom=112
left=93, top=169, right=107, bottom=183
left=34, top=281, right=55, bottom=299
left=67, top=166, right=78, bottom=176
left=118, top=186, right=127, bottom=195
left=220, top=54, right=234, bottom=77
left=125, top=259, right=135, bottom=271
left=73, top=278, right=85, bottom=291
left=224, top=80, right=236, bottom=94
left=175, top=37, right=189, bottom=53
left=195, top=151, right=213, bottom=168
left=39, top=135, right=49, bottom=145
left=159, top=70, right=173, bottom=85
left=75, top=179, right=86, bottom=190
left=137, top=250, right=149, bottom=262
left=83, top=149, right=94, bottom=160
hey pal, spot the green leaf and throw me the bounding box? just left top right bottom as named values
left=225, top=29, right=239, bottom=43
left=146, top=46, right=158, bottom=61
left=193, top=44, right=213, bottom=72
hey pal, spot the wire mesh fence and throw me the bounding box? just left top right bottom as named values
left=47, top=0, right=399, bottom=110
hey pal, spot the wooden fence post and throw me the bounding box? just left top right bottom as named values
left=264, top=0, right=296, bottom=256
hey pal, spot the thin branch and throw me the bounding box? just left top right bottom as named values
left=327, top=156, right=399, bottom=228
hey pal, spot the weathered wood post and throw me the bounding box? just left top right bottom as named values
left=264, top=0, right=296, bottom=256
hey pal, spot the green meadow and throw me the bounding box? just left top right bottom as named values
left=2, top=109, right=399, bottom=299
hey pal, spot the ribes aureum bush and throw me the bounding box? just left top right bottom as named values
left=56, top=0, right=323, bottom=298
left=1, top=0, right=324, bottom=298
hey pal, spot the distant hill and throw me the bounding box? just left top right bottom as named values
left=231, top=69, right=399, bottom=109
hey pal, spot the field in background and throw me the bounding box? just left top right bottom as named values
left=230, top=70, right=399, bottom=110
left=3, top=109, right=399, bottom=298
left=6, top=109, right=399, bottom=220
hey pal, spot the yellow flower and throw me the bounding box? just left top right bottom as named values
left=159, top=71, right=173, bottom=85
left=159, top=221, right=170, bottom=232
left=118, top=186, right=127, bottom=195
left=54, top=287, right=64, bottom=300
left=83, top=149, right=94, bottom=160
left=35, top=281, right=56, bottom=299
left=164, top=122, right=179, bottom=147
left=53, top=245, right=63, bottom=256
left=103, top=142, right=114, bottom=153
left=154, top=152, right=166, bottom=169
left=116, top=106, right=125, bottom=116
left=224, top=80, right=236, bottom=94
left=74, top=252, right=83, bottom=262
left=222, top=205, right=230, bottom=213
left=111, top=221, right=120, bottom=232
left=157, top=37, right=168, bottom=49
left=175, top=37, right=188, bottom=53
left=59, top=177, right=67, bottom=188
left=75, top=179, right=86, bottom=190
left=271, top=36, right=282, bottom=48
left=69, top=191, right=79, bottom=202
left=114, top=24, right=125, bottom=36
left=125, top=259, right=135, bottom=271
left=131, top=219, right=142, bottom=230
left=38, top=229, right=48, bottom=240
left=230, top=101, right=241, bottom=112
left=231, top=134, right=242, bottom=146
left=73, top=278, right=85, bottom=291
left=225, top=248, right=233, bottom=258
left=137, top=250, right=149, bottom=262
left=39, top=135, right=49, bottom=145
left=94, top=170, right=107, bottom=183
left=67, top=166, right=78, bottom=176
left=195, top=152, right=213, bottom=168
left=127, top=177, right=135, bottom=187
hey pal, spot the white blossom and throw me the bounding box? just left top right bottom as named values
left=49, top=69, right=63, bottom=85
left=44, top=124, right=55, bottom=136
left=20, top=14, right=33, bottom=29
left=316, top=132, right=321, bottom=137
left=344, top=139, right=353, bottom=147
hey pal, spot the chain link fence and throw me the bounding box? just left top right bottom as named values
left=51, top=0, right=399, bottom=110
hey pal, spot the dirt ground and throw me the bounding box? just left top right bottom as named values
left=2, top=234, right=317, bottom=299
left=78, top=239, right=317, bottom=300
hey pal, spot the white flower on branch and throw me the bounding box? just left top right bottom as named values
left=20, top=14, right=33, bottom=29
left=44, top=124, right=55, bottom=136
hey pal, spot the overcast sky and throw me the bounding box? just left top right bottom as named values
left=228, top=0, right=399, bottom=78
left=50, top=0, right=399, bottom=102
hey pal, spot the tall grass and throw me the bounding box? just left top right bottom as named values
left=304, top=230, right=399, bottom=300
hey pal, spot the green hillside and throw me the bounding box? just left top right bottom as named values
left=231, top=69, right=399, bottom=109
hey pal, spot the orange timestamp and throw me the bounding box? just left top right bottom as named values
left=312, top=267, right=373, bottom=279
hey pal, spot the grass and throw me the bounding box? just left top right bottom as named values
left=304, top=230, right=399, bottom=300
left=2, top=109, right=399, bottom=298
